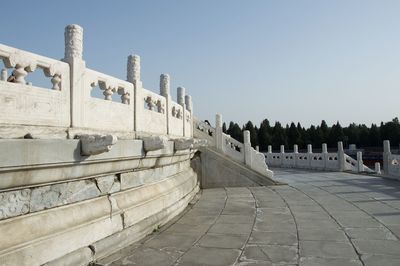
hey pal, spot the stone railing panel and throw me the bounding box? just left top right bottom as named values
left=222, top=133, right=244, bottom=163
left=265, top=153, right=282, bottom=167
left=82, top=69, right=134, bottom=132
left=325, top=153, right=339, bottom=170
left=168, top=101, right=184, bottom=136
left=282, top=154, right=296, bottom=168
left=294, top=154, right=311, bottom=169
left=310, top=153, right=325, bottom=169
left=193, top=118, right=215, bottom=145
left=249, top=148, right=274, bottom=177
left=387, top=154, right=400, bottom=177
left=0, top=44, right=70, bottom=128
left=137, top=88, right=167, bottom=135
left=344, top=154, right=358, bottom=172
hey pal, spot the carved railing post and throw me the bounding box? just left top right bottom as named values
left=375, top=162, right=381, bottom=174
left=383, top=140, right=391, bottom=175
left=215, top=114, right=223, bottom=151
left=280, top=145, right=285, bottom=154
left=177, top=86, right=185, bottom=106
left=307, top=144, right=313, bottom=154
left=160, top=74, right=170, bottom=97
left=337, top=141, right=345, bottom=171
left=267, top=145, right=272, bottom=153
left=185, top=94, right=193, bottom=137
left=64, top=24, right=85, bottom=128
left=243, top=130, right=252, bottom=167
left=322, top=143, right=328, bottom=153
left=357, top=151, right=363, bottom=172
left=127, top=54, right=141, bottom=133
left=293, top=144, right=298, bottom=153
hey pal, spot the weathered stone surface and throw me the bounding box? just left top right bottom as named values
left=192, top=138, right=208, bottom=149
left=30, top=180, right=100, bottom=212
left=0, top=189, right=31, bottom=220
left=142, top=135, right=168, bottom=152
left=79, top=134, right=117, bottom=156
left=174, top=138, right=194, bottom=151
left=120, top=160, right=189, bottom=190
left=95, top=175, right=120, bottom=194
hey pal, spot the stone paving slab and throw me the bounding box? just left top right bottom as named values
left=99, top=169, right=400, bottom=266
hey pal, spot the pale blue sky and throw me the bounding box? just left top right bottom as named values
left=1, top=1, right=399, bottom=127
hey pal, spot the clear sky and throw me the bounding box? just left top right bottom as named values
left=1, top=1, right=399, bottom=127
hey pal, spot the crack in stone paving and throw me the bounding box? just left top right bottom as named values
left=234, top=187, right=258, bottom=265
left=270, top=186, right=301, bottom=266
left=288, top=185, right=366, bottom=266
left=172, top=188, right=229, bottom=265
left=306, top=181, right=400, bottom=242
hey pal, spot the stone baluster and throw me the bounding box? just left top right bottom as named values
left=117, top=88, right=130, bottom=104
left=322, top=143, right=328, bottom=153
left=383, top=140, right=391, bottom=175
left=51, top=74, right=61, bottom=90
left=268, top=145, right=272, bottom=153
left=1, top=69, right=7, bottom=81
left=12, top=64, right=28, bottom=84
left=256, top=145, right=259, bottom=152
left=293, top=144, right=298, bottom=153
left=307, top=144, right=313, bottom=154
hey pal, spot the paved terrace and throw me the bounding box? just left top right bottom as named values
left=99, top=169, right=400, bottom=266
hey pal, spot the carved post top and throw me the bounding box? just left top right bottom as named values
left=280, top=145, right=285, bottom=153
left=383, top=140, right=391, bottom=153
left=160, top=74, right=170, bottom=97
left=127, top=54, right=140, bottom=82
left=64, top=24, right=83, bottom=61
left=322, top=143, right=328, bottom=153
left=337, top=141, right=344, bottom=152
left=215, top=114, right=222, bottom=128
left=293, top=144, right=298, bottom=153
left=268, top=145, right=272, bottom=153
left=185, top=95, right=192, bottom=111
left=243, top=130, right=251, bottom=144
left=177, top=86, right=185, bottom=106
left=307, top=144, right=313, bottom=153
left=357, top=151, right=363, bottom=161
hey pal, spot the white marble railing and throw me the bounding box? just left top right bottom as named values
left=0, top=44, right=70, bottom=131
left=193, top=114, right=273, bottom=178
left=193, top=118, right=216, bottom=146
left=265, top=142, right=374, bottom=173
left=222, top=132, right=245, bottom=163
left=0, top=24, right=193, bottom=139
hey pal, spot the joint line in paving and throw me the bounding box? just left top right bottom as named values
left=271, top=187, right=301, bottom=266
left=172, top=188, right=229, bottom=266
left=289, top=185, right=366, bottom=266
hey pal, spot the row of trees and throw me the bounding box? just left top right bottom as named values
left=223, top=118, right=400, bottom=151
